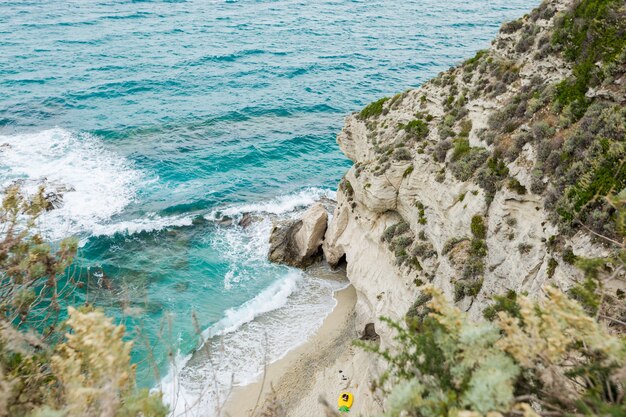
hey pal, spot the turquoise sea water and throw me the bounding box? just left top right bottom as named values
left=1, top=0, right=537, bottom=414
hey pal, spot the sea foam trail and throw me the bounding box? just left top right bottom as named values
left=211, top=187, right=336, bottom=218
left=0, top=129, right=336, bottom=242
left=88, top=214, right=195, bottom=239
left=0, top=128, right=146, bottom=240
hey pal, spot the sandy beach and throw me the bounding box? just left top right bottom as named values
left=223, top=283, right=379, bottom=417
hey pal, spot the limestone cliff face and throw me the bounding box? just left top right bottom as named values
left=324, top=0, right=615, bottom=342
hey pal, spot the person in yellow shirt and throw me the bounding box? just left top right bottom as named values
left=338, top=392, right=353, bottom=413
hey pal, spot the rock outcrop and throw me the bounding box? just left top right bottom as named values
left=268, top=203, right=328, bottom=268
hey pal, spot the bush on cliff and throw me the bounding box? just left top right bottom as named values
left=359, top=97, right=390, bottom=119
left=467, top=0, right=626, bottom=240
left=400, top=119, right=430, bottom=141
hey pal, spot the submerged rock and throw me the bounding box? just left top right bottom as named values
left=238, top=212, right=254, bottom=228
left=216, top=215, right=233, bottom=226
left=40, top=182, right=75, bottom=211
left=268, top=203, right=328, bottom=268
left=42, top=189, right=65, bottom=211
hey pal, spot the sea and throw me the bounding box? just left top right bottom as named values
left=0, top=0, right=537, bottom=415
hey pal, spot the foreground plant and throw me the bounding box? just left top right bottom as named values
left=361, top=284, right=626, bottom=417
left=0, top=185, right=77, bottom=332
left=0, top=186, right=167, bottom=417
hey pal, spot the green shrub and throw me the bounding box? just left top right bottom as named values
left=0, top=186, right=78, bottom=327
left=552, top=0, right=626, bottom=120
left=388, top=92, right=407, bottom=110
left=393, top=147, right=412, bottom=161
left=0, top=186, right=167, bottom=417
left=402, top=119, right=429, bottom=141
left=454, top=278, right=484, bottom=301
left=483, top=290, right=521, bottom=321
left=501, top=19, right=523, bottom=34
left=518, top=243, right=533, bottom=254
left=463, top=49, right=488, bottom=70
left=516, top=32, right=535, bottom=53
left=438, top=125, right=455, bottom=140
left=450, top=146, right=490, bottom=182
left=547, top=257, right=558, bottom=278
left=451, top=138, right=470, bottom=161
left=405, top=293, right=433, bottom=321
left=382, top=224, right=397, bottom=242
left=477, top=156, right=510, bottom=202
left=359, top=97, right=389, bottom=119
left=392, top=236, right=412, bottom=250
left=507, top=177, right=527, bottom=195
left=416, top=201, right=427, bottom=225
left=395, top=221, right=410, bottom=235
left=459, top=119, right=472, bottom=138
left=412, top=242, right=437, bottom=259
left=531, top=120, right=555, bottom=141
left=568, top=277, right=601, bottom=315
left=433, top=139, right=452, bottom=162
left=563, top=247, right=578, bottom=264
left=340, top=178, right=354, bottom=200
left=530, top=1, right=556, bottom=21
left=471, top=215, right=487, bottom=239
left=442, top=237, right=467, bottom=255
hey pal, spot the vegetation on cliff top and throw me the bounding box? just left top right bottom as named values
left=474, top=0, right=626, bottom=240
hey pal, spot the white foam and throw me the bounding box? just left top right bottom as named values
left=88, top=213, right=195, bottom=240
left=212, top=187, right=336, bottom=218
left=0, top=128, right=148, bottom=240
left=209, top=187, right=336, bottom=290
left=204, top=272, right=300, bottom=338
left=158, top=188, right=342, bottom=416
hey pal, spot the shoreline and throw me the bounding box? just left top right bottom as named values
left=222, top=284, right=358, bottom=417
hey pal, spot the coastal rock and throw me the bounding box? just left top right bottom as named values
left=216, top=216, right=233, bottom=226
left=42, top=189, right=65, bottom=211
left=42, top=183, right=76, bottom=211
left=268, top=203, right=328, bottom=268
left=238, top=213, right=253, bottom=228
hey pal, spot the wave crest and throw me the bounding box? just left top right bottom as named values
left=0, top=128, right=146, bottom=240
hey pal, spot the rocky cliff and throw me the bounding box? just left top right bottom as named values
left=322, top=0, right=625, bottom=384
left=265, top=0, right=625, bottom=413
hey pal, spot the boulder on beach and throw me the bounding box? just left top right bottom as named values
left=268, top=203, right=328, bottom=268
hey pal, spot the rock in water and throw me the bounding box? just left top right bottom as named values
left=238, top=213, right=253, bottom=228
left=268, top=203, right=328, bottom=268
